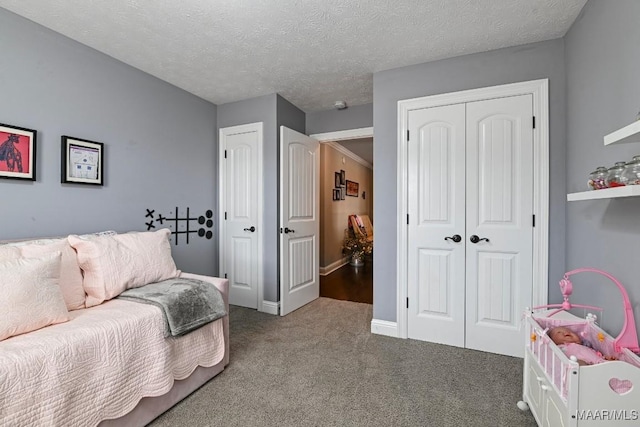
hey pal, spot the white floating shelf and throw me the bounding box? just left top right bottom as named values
left=604, top=120, right=640, bottom=145
left=567, top=185, right=640, bottom=201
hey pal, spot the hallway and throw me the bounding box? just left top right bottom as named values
left=319, top=261, right=372, bottom=304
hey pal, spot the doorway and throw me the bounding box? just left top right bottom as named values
left=311, top=127, right=374, bottom=304
left=397, top=80, right=549, bottom=357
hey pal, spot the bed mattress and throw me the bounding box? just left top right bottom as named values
left=0, top=299, right=225, bottom=427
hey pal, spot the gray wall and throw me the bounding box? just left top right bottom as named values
left=217, top=94, right=278, bottom=302
left=564, top=0, right=640, bottom=333
left=306, top=103, right=373, bottom=135
left=372, top=39, right=567, bottom=322
left=0, top=8, right=218, bottom=276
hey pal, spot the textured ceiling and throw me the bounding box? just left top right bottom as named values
left=0, top=0, right=586, bottom=112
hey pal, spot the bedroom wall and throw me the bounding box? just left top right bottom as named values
left=372, top=39, right=567, bottom=323
left=306, top=103, right=373, bottom=135
left=564, top=0, right=640, bottom=334
left=0, top=8, right=219, bottom=276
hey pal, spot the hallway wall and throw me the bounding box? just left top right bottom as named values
left=320, top=144, right=373, bottom=272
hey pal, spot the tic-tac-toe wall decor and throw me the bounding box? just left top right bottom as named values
left=145, top=207, right=213, bottom=245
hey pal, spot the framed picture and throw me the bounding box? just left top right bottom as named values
left=340, top=187, right=345, bottom=200
left=0, top=123, right=37, bottom=181
left=334, top=171, right=341, bottom=188
left=340, top=169, right=346, bottom=185
left=332, top=188, right=340, bottom=201
left=346, top=180, right=359, bottom=197
left=61, top=136, right=104, bottom=185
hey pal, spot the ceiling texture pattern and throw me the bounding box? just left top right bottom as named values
left=0, top=0, right=586, bottom=112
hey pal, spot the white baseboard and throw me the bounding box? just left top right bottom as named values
left=371, top=319, right=398, bottom=338
left=260, top=300, right=279, bottom=315
left=320, top=257, right=349, bottom=276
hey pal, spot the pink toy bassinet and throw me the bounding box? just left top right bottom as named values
left=518, top=268, right=640, bottom=426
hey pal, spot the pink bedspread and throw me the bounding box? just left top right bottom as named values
left=0, top=299, right=225, bottom=426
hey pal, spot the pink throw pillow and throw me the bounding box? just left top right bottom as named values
left=19, top=240, right=86, bottom=311
left=68, top=228, right=180, bottom=307
left=0, top=252, right=70, bottom=341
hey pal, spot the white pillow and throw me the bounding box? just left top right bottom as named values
left=68, top=228, right=180, bottom=307
left=19, top=240, right=86, bottom=311
left=0, top=252, right=70, bottom=341
left=0, top=245, right=21, bottom=260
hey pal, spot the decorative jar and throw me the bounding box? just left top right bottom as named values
left=587, top=167, right=608, bottom=190
left=620, top=156, right=640, bottom=186
left=605, top=162, right=627, bottom=187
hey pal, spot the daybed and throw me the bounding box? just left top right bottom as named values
left=0, top=229, right=229, bottom=427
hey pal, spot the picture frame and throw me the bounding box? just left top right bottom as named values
left=346, top=180, right=359, bottom=197
left=332, top=188, right=340, bottom=201
left=335, top=171, right=341, bottom=188
left=61, top=136, right=104, bottom=185
left=340, top=169, right=346, bottom=185
left=0, top=123, right=37, bottom=181
left=340, top=187, right=345, bottom=200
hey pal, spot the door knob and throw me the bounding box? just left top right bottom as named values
left=444, top=234, right=462, bottom=243
left=470, top=235, right=489, bottom=244
left=243, top=226, right=256, bottom=232
left=284, top=227, right=295, bottom=234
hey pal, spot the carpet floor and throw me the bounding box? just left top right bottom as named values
left=150, top=298, right=538, bottom=426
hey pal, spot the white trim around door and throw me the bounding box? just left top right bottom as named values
left=396, top=79, right=549, bottom=340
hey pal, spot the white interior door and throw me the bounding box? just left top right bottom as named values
left=279, top=126, right=319, bottom=316
left=220, top=123, right=263, bottom=309
left=407, top=104, right=466, bottom=347
left=465, top=95, right=533, bottom=357
left=406, top=95, right=533, bottom=357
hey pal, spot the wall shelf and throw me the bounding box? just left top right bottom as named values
left=567, top=185, right=640, bottom=201
left=604, top=120, right=640, bottom=145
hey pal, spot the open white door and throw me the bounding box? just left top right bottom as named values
left=279, top=126, right=319, bottom=316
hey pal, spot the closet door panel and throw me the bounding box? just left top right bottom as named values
left=465, top=94, right=534, bottom=357
left=407, top=104, right=466, bottom=347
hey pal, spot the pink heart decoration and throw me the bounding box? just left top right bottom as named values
left=609, top=378, right=633, bottom=395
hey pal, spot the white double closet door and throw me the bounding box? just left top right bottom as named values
left=407, top=94, right=533, bottom=357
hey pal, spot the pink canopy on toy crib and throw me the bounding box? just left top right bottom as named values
left=534, top=268, right=640, bottom=354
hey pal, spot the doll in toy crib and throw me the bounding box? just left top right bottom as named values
left=547, top=326, right=618, bottom=366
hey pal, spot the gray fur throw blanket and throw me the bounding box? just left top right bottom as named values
left=118, top=277, right=226, bottom=337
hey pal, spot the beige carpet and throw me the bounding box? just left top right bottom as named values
left=150, top=298, right=537, bottom=426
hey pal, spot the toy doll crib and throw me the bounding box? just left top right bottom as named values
left=518, top=268, right=640, bottom=426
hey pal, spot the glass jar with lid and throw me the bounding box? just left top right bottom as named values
left=620, top=155, right=640, bottom=186
left=588, top=166, right=609, bottom=190
left=606, top=161, right=627, bottom=187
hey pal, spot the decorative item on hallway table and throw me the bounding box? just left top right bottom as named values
left=61, top=136, right=104, bottom=185
left=342, top=230, right=372, bottom=267
left=0, top=122, right=36, bottom=181
left=145, top=207, right=214, bottom=245
left=345, top=180, right=359, bottom=197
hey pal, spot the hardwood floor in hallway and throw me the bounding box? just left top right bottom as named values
left=320, top=260, right=372, bottom=304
